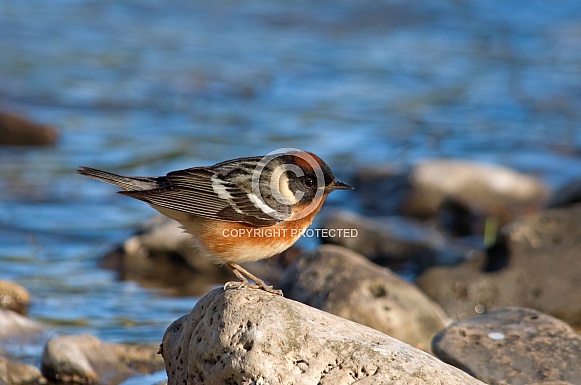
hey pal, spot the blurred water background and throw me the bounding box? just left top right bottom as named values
left=1, top=0, right=581, bottom=376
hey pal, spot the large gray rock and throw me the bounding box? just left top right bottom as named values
left=41, top=334, right=164, bottom=385
left=161, top=287, right=483, bottom=385
left=279, top=245, right=449, bottom=352
left=417, top=205, right=581, bottom=327
left=432, top=307, right=581, bottom=385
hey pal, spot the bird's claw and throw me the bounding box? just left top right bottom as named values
left=223, top=280, right=283, bottom=296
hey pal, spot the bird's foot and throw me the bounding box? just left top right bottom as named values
left=223, top=280, right=251, bottom=291
left=223, top=280, right=283, bottom=296
left=225, top=261, right=284, bottom=296
left=255, top=283, right=283, bottom=296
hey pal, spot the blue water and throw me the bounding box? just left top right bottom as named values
left=1, top=0, right=581, bottom=381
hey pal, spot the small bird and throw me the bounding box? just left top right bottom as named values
left=78, top=150, right=352, bottom=295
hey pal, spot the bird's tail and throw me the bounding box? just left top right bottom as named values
left=77, top=166, right=163, bottom=191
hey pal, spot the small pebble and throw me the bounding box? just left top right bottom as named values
left=487, top=332, right=505, bottom=341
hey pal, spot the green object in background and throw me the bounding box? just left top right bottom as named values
left=484, top=216, right=498, bottom=248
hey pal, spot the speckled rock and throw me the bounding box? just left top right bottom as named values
left=0, top=281, right=31, bottom=315
left=160, top=287, right=482, bottom=385
left=432, top=307, right=581, bottom=385
left=417, top=205, right=581, bottom=327
left=41, top=334, right=164, bottom=384
left=278, top=245, right=449, bottom=352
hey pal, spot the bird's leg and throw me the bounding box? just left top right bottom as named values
left=225, top=262, right=283, bottom=296
left=223, top=266, right=254, bottom=291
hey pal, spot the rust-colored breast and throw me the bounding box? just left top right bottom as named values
left=197, top=194, right=328, bottom=263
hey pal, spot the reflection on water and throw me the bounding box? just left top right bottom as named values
left=1, top=0, right=581, bottom=369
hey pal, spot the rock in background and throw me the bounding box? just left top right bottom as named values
left=417, top=205, right=581, bottom=327
left=41, top=334, right=164, bottom=384
left=432, top=307, right=581, bottom=385
left=0, top=281, right=31, bottom=315
left=0, top=308, right=49, bottom=385
left=354, top=160, right=548, bottom=226
left=101, top=216, right=231, bottom=296
left=102, top=216, right=289, bottom=296
left=327, top=160, right=549, bottom=273
left=0, top=293, right=165, bottom=385
left=321, top=210, right=473, bottom=270
left=0, top=110, right=58, bottom=146
left=404, top=160, right=548, bottom=222
left=0, top=355, right=45, bottom=385
left=279, top=245, right=449, bottom=352
left=160, top=286, right=484, bottom=385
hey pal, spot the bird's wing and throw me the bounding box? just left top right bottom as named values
left=119, top=167, right=284, bottom=226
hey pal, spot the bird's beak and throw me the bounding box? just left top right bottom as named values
left=327, top=179, right=354, bottom=191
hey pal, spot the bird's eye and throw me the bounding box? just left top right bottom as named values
left=304, top=177, right=315, bottom=188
